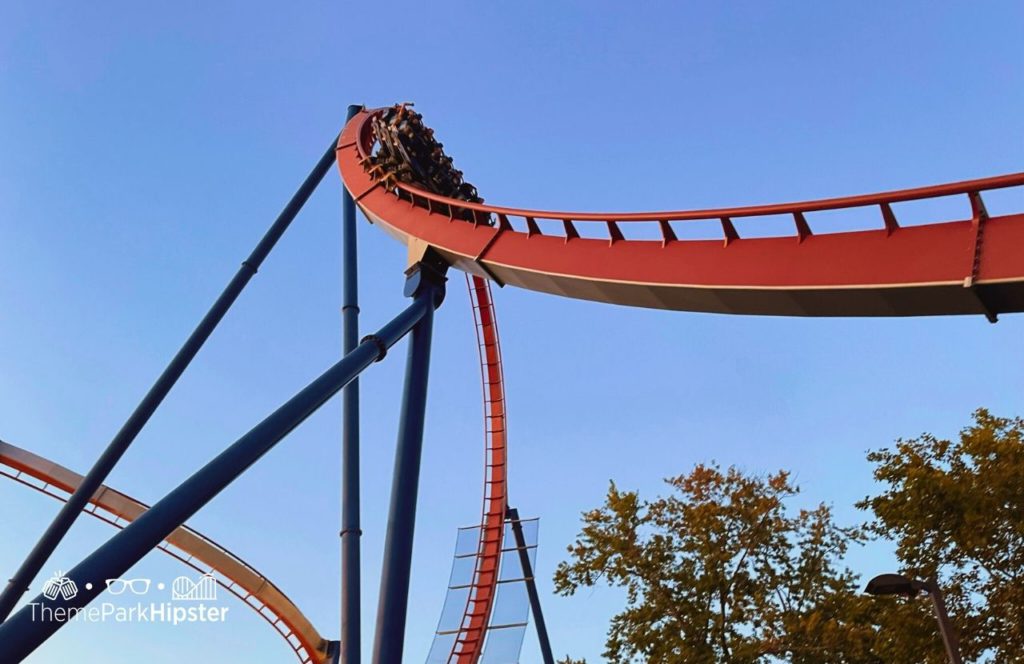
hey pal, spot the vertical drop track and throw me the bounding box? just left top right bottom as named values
left=445, top=275, right=509, bottom=663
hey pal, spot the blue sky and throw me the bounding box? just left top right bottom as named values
left=1, top=1, right=1022, bottom=662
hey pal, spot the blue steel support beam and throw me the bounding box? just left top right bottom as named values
left=0, top=136, right=340, bottom=624
left=0, top=277, right=439, bottom=662
left=340, top=103, right=363, bottom=664
left=371, top=264, right=446, bottom=664
left=507, top=507, right=555, bottom=664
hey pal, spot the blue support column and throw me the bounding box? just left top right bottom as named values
left=507, top=507, right=555, bottom=664
left=340, top=104, right=363, bottom=664
left=371, top=264, right=446, bottom=664
left=0, top=279, right=438, bottom=661
left=0, top=136, right=340, bottom=624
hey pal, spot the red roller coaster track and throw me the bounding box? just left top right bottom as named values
left=0, top=440, right=329, bottom=663
left=338, top=107, right=1024, bottom=321
left=336, top=105, right=1024, bottom=662
left=449, top=274, right=509, bottom=662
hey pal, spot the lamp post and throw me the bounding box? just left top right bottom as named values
left=865, top=573, right=963, bottom=664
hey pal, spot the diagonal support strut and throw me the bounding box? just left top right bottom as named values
left=0, top=271, right=441, bottom=661
left=0, top=135, right=342, bottom=624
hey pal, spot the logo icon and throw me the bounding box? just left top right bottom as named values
left=105, top=578, right=151, bottom=595
left=171, top=573, right=217, bottom=601
left=41, top=571, right=78, bottom=601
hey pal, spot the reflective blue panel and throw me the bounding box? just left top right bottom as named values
left=489, top=578, right=530, bottom=627
left=480, top=624, right=529, bottom=664
left=455, top=526, right=481, bottom=557
left=448, top=553, right=477, bottom=588
left=425, top=516, right=541, bottom=663
left=435, top=585, right=470, bottom=634
left=498, top=546, right=536, bottom=582
left=426, top=631, right=457, bottom=664
left=504, top=518, right=538, bottom=547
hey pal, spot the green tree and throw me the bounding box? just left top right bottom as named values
left=554, top=464, right=880, bottom=663
left=857, top=408, right=1024, bottom=662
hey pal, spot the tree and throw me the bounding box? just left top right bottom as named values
left=857, top=408, right=1024, bottom=662
left=553, top=464, right=881, bottom=663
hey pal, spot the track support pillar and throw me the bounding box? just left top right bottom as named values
left=371, top=259, right=447, bottom=664
left=340, top=103, right=364, bottom=664
left=508, top=507, right=555, bottom=664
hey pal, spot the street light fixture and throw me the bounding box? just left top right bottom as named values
left=865, top=573, right=964, bottom=664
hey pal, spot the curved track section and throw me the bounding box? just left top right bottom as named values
left=444, top=274, right=510, bottom=662
left=0, top=440, right=330, bottom=664
left=338, top=108, right=1024, bottom=319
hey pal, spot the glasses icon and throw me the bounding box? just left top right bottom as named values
left=105, top=578, right=151, bottom=595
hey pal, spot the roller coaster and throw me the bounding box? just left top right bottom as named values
left=1, top=103, right=1021, bottom=663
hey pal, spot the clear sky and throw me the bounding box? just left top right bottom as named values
left=1, top=2, right=1022, bottom=662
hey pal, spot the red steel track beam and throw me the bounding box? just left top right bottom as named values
left=342, top=108, right=1024, bottom=223
left=393, top=172, right=1024, bottom=223
left=337, top=108, right=1024, bottom=319
left=444, top=275, right=509, bottom=663
left=0, top=439, right=329, bottom=664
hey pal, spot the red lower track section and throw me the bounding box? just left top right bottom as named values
left=445, top=275, right=509, bottom=663
left=338, top=108, right=1024, bottom=320
left=0, top=440, right=327, bottom=663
